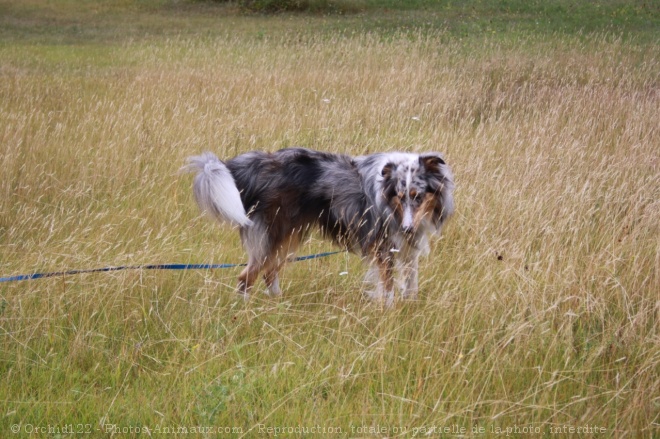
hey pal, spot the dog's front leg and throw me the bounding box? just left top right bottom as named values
left=399, top=255, right=419, bottom=300
left=374, top=250, right=395, bottom=307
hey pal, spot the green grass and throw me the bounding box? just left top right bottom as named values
left=1, top=1, right=659, bottom=438
left=1, top=0, right=658, bottom=44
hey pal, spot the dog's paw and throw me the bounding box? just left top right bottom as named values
left=363, top=289, right=395, bottom=307
left=363, top=289, right=381, bottom=300
left=401, top=288, right=419, bottom=300
left=235, top=289, right=250, bottom=301
left=264, top=286, right=282, bottom=297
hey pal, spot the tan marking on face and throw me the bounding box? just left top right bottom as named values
left=413, top=193, right=437, bottom=228
left=389, top=195, right=404, bottom=221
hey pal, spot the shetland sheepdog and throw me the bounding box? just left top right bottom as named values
left=185, top=147, right=454, bottom=305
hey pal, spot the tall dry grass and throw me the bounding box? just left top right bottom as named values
left=1, top=29, right=658, bottom=436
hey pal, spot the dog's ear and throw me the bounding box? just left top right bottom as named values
left=419, top=154, right=446, bottom=174
left=381, top=162, right=396, bottom=180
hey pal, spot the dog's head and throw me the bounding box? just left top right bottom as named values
left=381, top=153, right=454, bottom=236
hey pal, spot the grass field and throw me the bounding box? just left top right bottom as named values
left=1, top=1, right=659, bottom=437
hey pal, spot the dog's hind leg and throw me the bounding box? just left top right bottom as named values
left=237, top=223, right=270, bottom=299
left=238, top=256, right=281, bottom=298
left=262, top=229, right=302, bottom=297
left=263, top=266, right=282, bottom=297
left=237, top=261, right=261, bottom=299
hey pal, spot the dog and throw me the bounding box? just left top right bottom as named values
left=185, top=147, right=454, bottom=305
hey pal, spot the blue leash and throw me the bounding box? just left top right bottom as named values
left=0, top=251, right=344, bottom=283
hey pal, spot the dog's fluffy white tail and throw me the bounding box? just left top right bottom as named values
left=185, top=152, right=252, bottom=227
